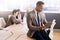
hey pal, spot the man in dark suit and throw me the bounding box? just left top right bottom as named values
left=27, top=1, right=51, bottom=40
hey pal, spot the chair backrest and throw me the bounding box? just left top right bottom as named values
left=49, top=19, right=56, bottom=39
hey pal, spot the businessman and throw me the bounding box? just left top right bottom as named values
left=27, top=1, right=51, bottom=40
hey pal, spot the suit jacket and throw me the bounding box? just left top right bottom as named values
left=27, top=10, right=50, bottom=37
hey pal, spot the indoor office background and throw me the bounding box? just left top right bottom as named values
left=0, top=0, right=60, bottom=40
left=0, top=0, right=60, bottom=29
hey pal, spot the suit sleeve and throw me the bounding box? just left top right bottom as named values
left=27, top=13, right=40, bottom=31
left=42, top=13, right=51, bottom=28
left=42, top=13, right=48, bottom=23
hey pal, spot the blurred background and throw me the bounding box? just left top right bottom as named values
left=0, top=0, right=60, bottom=12
left=0, top=0, right=60, bottom=40
left=0, top=0, right=60, bottom=29
left=0, top=0, right=60, bottom=13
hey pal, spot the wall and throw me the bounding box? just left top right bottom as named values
left=0, top=12, right=60, bottom=29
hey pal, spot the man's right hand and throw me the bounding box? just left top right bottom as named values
left=40, top=26, right=45, bottom=30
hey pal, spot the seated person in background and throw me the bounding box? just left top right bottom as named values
left=6, top=9, right=21, bottom=27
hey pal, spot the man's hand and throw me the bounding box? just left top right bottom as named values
left=40, top=26, right=45, bottom=30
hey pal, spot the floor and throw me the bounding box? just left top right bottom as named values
left=0, top=17, right=60, bottom=40
left=53, top=31, right=60, bottom=40
left=0, top=23, right=60, bottom=40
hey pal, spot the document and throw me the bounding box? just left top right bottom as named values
left=45, top=22, right=52, bottom=28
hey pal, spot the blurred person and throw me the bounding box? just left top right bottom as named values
left=27, top=1, right=51, bottom=40
left=22, top=9, right=30, bottom=25
left=25, top=9, right=30, bottom=17
left=6, top=9, right=21, bottom=27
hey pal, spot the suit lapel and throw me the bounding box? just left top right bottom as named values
left=32, top=10, right=38, bottom=24
left=32, top=10, right=43, bottom=25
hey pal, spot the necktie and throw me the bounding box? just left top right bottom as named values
left=37, top=12, right=40, bottom=26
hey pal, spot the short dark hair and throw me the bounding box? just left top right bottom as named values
left=17, top=9, right=20, bottom=11
left=36, top=1, right=44, bottom=5
left=12, top=9, right=18, bottom=15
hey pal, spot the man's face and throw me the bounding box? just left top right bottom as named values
left=36, top=4, right=44, bottom=12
